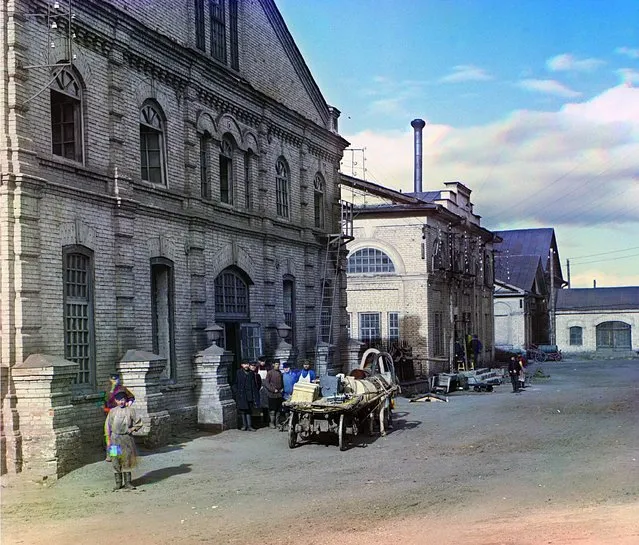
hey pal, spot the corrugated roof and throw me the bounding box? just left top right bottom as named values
left=493, top=228, right=555, bottom=269
left=494, top=255, right=542, bottom=292
left=556, top=287, right=639, bottom=311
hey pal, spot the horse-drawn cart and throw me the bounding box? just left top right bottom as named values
left=284, top=351, right=399, bottom=451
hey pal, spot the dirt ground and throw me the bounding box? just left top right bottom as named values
left=2, top=358, right=638, bottom=545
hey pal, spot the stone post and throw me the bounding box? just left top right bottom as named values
left=12, top=355, right=81, bottom=480
left=314, top=342, right=335, bottom=376
left=346, top=338, right=365, bottom=373
left=274, top=340, right=297, bottom=367
left=193, top=344, right=236, bottom=431
left=117, top=350, right=170, bottom=448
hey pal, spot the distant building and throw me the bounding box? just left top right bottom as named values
left=555, top=287, right=639, bottom=355
left=493, top=228, right=566, bottom=349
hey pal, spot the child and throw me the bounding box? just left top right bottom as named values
left=103, top=373, right=135, bottom=461
left=105, top=391, right=143, bottom=491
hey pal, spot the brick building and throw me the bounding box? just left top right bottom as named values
left=1, top=0, right=349, bottom=478
left=342, top=174, right=499, bottom=378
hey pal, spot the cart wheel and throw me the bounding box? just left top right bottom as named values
left=338, top=413, right=347, bottom=451
left=535, top=351, right=547, bottom=363
left=288, top=412, right=298, bottom=449
left=473, top=385, right=480, bottom=392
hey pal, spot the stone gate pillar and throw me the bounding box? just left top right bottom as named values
left=12, top=355, right=81, bottom=480
left=117, top=350, right=170, bottom=448
left=193, top=344, right=236, bottom=430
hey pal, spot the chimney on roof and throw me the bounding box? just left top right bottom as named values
left=411, top=118, right=426, bottom=193
left=593, top=279, right=597, bottom=288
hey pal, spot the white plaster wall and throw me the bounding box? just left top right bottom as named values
left=556, top=311, right=639, bottom=352
left=494, top=296, right=526, bottom=349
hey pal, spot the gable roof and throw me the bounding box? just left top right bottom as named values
left=494, top=255, right=543, bottom=292
left=556, top=287, right=639, bottom=311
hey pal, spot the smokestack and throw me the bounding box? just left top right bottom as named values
left=411, top=118, right=426, bottom=193
left=593, top=279, right=597, bottom=288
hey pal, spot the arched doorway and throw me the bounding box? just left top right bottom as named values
left=214, top=267, right=262, bottom=380
left=596, top=321, right=631, bottom=351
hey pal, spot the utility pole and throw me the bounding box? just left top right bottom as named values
left=549, top=248, right=555, bottom=345
left=566, top=259, right=571, bottom=288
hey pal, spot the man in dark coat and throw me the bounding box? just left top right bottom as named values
left=264, top=360, right=284, bottom=429
left=235, top=361, right=261, bottom=431
left=508, top=356, right=522, bottom=393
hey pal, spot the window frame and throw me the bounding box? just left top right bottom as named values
left=195, top=0, right=206, bottom=51
left=50, top=68, right=84, bottom=163
left=275, top=157, right=290, bottom=219
left=150, top=257, right=177, bottom=380
left=283, top=275, right=295, bottom=344
left=347, top=248, right=396, bottom=274
left=313, top=172, right=325, bottom=229
left=63, top=245, right=95, bottom=390
left=215, top=268, right=250, bottom=320
left=199, top=132, right=211, bottom=199
left=569, top=326, right=583, bottom=346
left=388, top=312, right=400, bottom=342
left=139, top=102, right=167, bottom=185
left=209, top=0, right=227, bottom=63
left=220, top=135, right=234, bottom=205
left=359, top=312, right=381, bottom=344
left=229, top=0, right=239, bottom=70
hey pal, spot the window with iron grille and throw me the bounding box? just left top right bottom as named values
left=275, top=157, right=290, bottom=219
left=388, top=312, right=400, bottom=342
left=244, top=151, right=252, bottom=209
left=50, top=68, right=83, bottom=163
left=195, top=0, right=205, bottom=51
left=63, top=247, right=94, bottom=387
left=240, top=324, right=263, bottom=361
left=569, top=326, right=582, bottom=346
left=220, top=136, right=234, bottom=204
left=433, top=312, right=444, bottom=356
left=215, top=269, right=249, bottom=317
left=283, top=276, right=295, bottom=344
left=199, top=133, right=211, bottom=199
left=229, top=0, right=239, bottom=70
left=359, top=313, right=381, bottom=343
left=209, top=0, right=226, bottom=62
left=313, top=173, right=325, bottom=229
left=347, top=248, right=395, bottom=274
left=140, top=103, right=166, bottom=185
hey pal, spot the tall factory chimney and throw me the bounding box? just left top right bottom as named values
left=411, top=118, right=426, bottom=193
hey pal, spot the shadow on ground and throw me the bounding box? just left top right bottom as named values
left=133, top=463, right=192, bottom=486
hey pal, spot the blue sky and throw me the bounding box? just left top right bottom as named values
left=277, top=0, right=639, bottom=288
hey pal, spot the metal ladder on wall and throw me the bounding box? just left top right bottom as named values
left=315, top=201, right=354, bottom=355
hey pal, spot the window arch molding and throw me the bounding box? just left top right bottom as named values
left=346, top=242, right=405, bottom=275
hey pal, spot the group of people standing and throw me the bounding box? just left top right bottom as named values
left=233, top=357, right=316, bottom=431
left=508, top=354, right=528, bottom=393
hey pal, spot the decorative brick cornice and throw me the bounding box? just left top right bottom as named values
left=123, top=51, right=188, bottom=93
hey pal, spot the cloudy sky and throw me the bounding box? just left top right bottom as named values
left=277, top=0, right=639, bottom=288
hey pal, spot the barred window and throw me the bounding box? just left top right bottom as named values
left=199, top=133, right=211, bottom=199
left=50, top=68, right=83, bottom=162
left=229, top=0, right=239, bottom=70
left=283, top=276, right=295, bottom=344
left=220, top=136, right=234, bottom=204
left=63, top=247, right=94, bottom=387
left=347, top=248, right=395, bottom=274
left=209, top=0, right=226, bottom=63
left=388, top=312, right=400, bottom=342
left=215, top=269, right=249, bottom=317
left=314, top=173, right=325, bottom=229
left=140, top=103, right=166, bottom=185
left=359, top=313, right=381, bottom=343
left=195, top=0, right=205, bottom=50
left=275, top=157, right=290, bottom=219
left=569, top=326, right=583, bottom=346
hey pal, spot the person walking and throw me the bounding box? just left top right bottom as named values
left=105, top=391, right=143, bottom=491
left=235, top=361, right=261, bottom=431
left=264, top=360, right=284, bottom=429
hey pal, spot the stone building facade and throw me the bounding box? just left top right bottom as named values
left=343, top=177, right=498, bottom=378
left=1, top=0, right=348, bottom=478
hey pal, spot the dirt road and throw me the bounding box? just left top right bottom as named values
left=2, top=359, right=638, bottom=544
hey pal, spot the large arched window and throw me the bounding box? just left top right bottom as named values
left=314, top=173, right=325, bottom=229
left=140, top=102, right=166, bottom=185
left=347, top=248, right=395, bottom=274
left=50, top=67, right=83, bottom=162
left=215, top=268, right=250, bottom=318
left=220, top=135, right=234, bottom=204
left=275, top=157, right=290, bottom=219
left=596, top=321, right=631, bottom=350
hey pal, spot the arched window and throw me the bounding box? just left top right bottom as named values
left=569, top=326, right=583, bottom=346
left=199, top=131, right=212, bottom=199
left=596, top=321, right=631, bottom=350
left=140, top=103, right=166, bottom=185
left=50, top=68, right=83, bottom=162
left=244, top=150, right=254, bottom=209
left=275, top=157, right=290, bottom=219
left=314, top=173, right=325, bottom=229
left=63, top=246, right=94, bottom=387
left=347, top=248, right=395, bottom=274
left=215, top=268, right=249, bottom=318
left=220, top=135, right=234, bottom=204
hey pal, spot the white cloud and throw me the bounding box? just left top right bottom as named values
left=439, top=65, right=492, bottom=83
left=546, top=53, right=605, bottom=72
left=342, top=85, right=639, bottom=286
left=617, top=68, right=639, bottom=85
left=518, top=79, right=582, bottom=98
left=615, top=46, right=639, bottom=59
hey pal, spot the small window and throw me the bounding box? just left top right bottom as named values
left=220, top=136, right=234, bottom=204
left=347, top=248, right=395, bottom=274
left=199, top=133, right=211, bottom=199
left=275, top=157, right=290, bottom=219
left=50, top=68, right=83, bottom=162
left=388, top=312, right=399, bottom=342
left=229, top=0, right=239, bottom=70
left=314, top=173, right=325, bottom=229
left=195, top=0, right=205, bottom=51
left=210, top=0, right=226, bottom=63
left=359, top=313, right=381, bottom=343
left=140, top=103, right=166, bottom=185
left=569, top=326, right=583, bottom=346
left=63, top=246, right=95, bottom=387
left=215, top=269, right=249, bottom=318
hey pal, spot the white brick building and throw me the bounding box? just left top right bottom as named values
left=1, top=0, right=348, bottom=477
left=342, top=176, right=499, bottom=378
